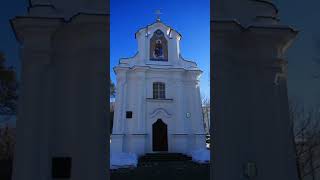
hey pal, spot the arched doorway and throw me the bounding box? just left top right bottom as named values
left=152, top=119, right=168, bottom=151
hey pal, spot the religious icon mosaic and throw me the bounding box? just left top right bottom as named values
left=150, top=29, right=168, bottom=61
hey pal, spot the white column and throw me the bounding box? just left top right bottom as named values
left=121, top=82, right=128, bottom=133
left=184, top=81, right=195, bottom=151
left=193, top=77, right=206, bottom=150
left=112, top=71, right=126, bottom=134
left=135, top=70, right=145, bottom=133
left=141, top=73, right=147, bottom=132
left=111, top=70, right=126, bottom=153
left=112, top=82, right=122, bottom=133
left=13, top=51, right=48, bottom=180
left=194, top=79, right=205, bottom=134
left=11, top=18, right=60, bottom=180
left=189, top=81, right=199, bottom=133
left=175, top=78, right=185, bottom=133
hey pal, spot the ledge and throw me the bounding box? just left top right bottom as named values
left=211, top=19, right=298, bottom=34
left=146, top=98, right=173, bottom=101
left=149, top=59, right=168, bottom=62
left=130, top=133, right=148, bottom=135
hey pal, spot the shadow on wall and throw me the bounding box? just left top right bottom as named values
left=110, top=111, right=114, bottom=133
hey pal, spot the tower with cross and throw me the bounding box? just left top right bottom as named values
left=155, top=10, right=162, bottom=21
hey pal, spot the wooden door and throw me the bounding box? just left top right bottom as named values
left=152, top=119, right=168, bottom=151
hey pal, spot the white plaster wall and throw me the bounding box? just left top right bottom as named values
left=112, top=68, right=205, bottom=154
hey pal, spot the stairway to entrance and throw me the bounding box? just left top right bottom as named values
left=110, top=153, right=210, bottom=180
left=139, top=153, right=192, bottom=162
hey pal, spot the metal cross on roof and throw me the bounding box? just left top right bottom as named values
left=155, top=9, right=162, bottom=21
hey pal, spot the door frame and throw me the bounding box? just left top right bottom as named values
left=152, top=119, right=168, bottom=152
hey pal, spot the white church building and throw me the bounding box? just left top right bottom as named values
left=111, top=18, right=206, bottom=156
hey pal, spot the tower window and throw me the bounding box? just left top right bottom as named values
left=52, top=157, right=72, bottom=178
left=153, top=82, right=165, bottom=99
left=126, top=111, right=132, bottom=118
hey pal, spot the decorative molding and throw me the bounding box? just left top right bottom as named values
left=212, top=19, right=298, bottom=34
left=149, top=108, right=172, bottom=118
left=255, top=16, right=280, bottom=22
left=125, top=133, right=148, bottom=136
left=146, top=98, right=173, bottom=103
left=150, top=59, right=168, bottom=62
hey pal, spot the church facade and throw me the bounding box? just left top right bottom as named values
left=111, top=19, right=206, bottom=155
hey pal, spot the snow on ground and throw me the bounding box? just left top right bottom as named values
left=110, top=152, right=138, bottom=169
left=188, top=149, right=210, bottom=164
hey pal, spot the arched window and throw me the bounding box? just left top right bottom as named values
left=150, top=29, right=168, bottom=61
left=153, top=82, right=165, bottom=99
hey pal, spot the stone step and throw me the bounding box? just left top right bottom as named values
left=141, top=153, right=189, bottom=156
left=138, top=153, right=192, bottom=163
left=141, top=156, right=190, bottom=159
left=139, top=158, right=191, bottom=162
left=143, top=153, right=188, bottom=157
left=143, top=152, right=189, bottom=155
left=111, top=160, right=210, bottom=180
left=140, top=156, right=191, bottom=160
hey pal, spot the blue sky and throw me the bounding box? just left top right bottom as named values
left=0, top=0, right=27, bottom=73
left=273, top=0, right=320, bottom=108
left=110, top=0, right=210, bottom=99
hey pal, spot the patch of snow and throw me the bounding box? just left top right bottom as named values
left=188, top=149, right=210, bottom=164
left=110, top=152, right=138, bottom=169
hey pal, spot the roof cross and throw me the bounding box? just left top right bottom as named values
left=155, top=9, right=162, bottom=21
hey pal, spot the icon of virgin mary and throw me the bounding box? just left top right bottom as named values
left=154, top=39, right=164, bottom=58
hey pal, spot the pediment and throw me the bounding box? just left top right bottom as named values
left=149, top=108, right=172, bottom=118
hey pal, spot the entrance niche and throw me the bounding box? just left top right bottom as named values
left=152, top=119, right=168, bottom=151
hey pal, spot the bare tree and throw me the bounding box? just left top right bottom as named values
left=201, top=95, right=210, bottom=135
left=290, top=101, right=320, bottom=180
left=312, top=38, right=320, bottom=79
left=0, top=125, right=15, bottom=161
left=0, top=52, right=18, bottom=115
left=110, top=78, right=116, bottom=98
